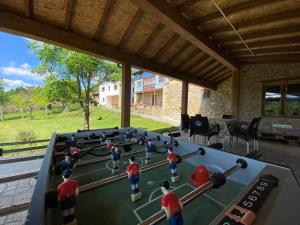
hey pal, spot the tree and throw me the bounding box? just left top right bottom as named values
left=29, top=42, right=121, bottom=129
left=0, top=78, right=9, bottom=121
left=10, top=94, right=27, bottom=118
left=43, top=75, right=77, bottom=112
left=31, top=87, right=50, bottom=117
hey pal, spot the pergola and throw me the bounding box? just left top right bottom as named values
left=0, top=0, right=299, bottom=127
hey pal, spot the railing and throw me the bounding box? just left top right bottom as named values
left=0, top=139, right=49, bottom=158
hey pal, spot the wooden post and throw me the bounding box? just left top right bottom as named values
left=121, top=63, right=131, bottom=128
left=181, top=81, right=189, bottom=114
left=231, top=71, right=239, bottom=119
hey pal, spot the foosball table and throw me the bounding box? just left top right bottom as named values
left=25, top=127, right=300, bottom=225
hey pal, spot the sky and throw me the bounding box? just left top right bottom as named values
left=0, top=32, right=43, bottom=90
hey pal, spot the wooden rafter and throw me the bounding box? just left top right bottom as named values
left=195, top=61, right=219, bottom=77
left=165, top=42, right=191, bottom=65
left=229, top=37, right=300, bottom=51
left=201, top=65, right=226, bottom=80
left=151, top=33, right=179, bottom=60
left=211, top=9, right=300, bottom=34
left=190, top=57, right=215, bottom=74
left=94, top=0, right=117, bottom=41
left=176, top=0, right=203, bottom=12
left=0, top=12, right=215, bottom=89
left=118, top=9, right=144, bottom=49
left=238, top=53, right=300, bottom=62
left=64, top=0, right=76, bottom=30
left=214, top=74, right=232, bottom=84
left=129, top=0, right=239, bottom=71
left=24, top=0, right=32, bottom=18
left=210, top=69, right=231, bottom=83
left=181, top=52, right=207, bottom=72
left=176, top=48, right=200, bottom=70
left=206, top=68, right=229, bottom=82
left=222, top=25, right=300, bottom=43
left=136, top=23, right=164, bottom=55
left=236, top=46, right=300, bottom=57
left=192, top=0, right=282, bottom=24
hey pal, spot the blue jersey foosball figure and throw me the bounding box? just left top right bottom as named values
left=111, top=146, right=121, bottom=174
left=124, top=130, right=133, bottom=142
left=145, top=140, right=155, bottom=164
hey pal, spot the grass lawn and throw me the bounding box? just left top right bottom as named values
left=0, top=106, right=175, bottom=146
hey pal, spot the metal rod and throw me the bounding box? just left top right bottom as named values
left=79, top=150, right=200, bottom=193
left=210, top=0, right=254, bottom=56
left=138, top=164, right=242, bottom=225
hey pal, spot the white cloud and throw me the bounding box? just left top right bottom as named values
left=22, top=37, right=34, bottom=42
left=0, top=62, right=43, bottom=81
left=3, top=78, right=36, bottom=90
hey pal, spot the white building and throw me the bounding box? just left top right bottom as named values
left=99, top=81, right=121, bottom=108
left=99, top=81, right=134, bottom=108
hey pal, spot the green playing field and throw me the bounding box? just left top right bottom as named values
left=49, top=140, right=246, bottom=225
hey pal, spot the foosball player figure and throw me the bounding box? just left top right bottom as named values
left=111, top=145, right=121, bottom=174
left=167, top=147, right=180, bottom=183
left=106, top=139, right=113, bottom=151
left=69, top=147, right=80, bottom=159
left=127, top=156, right=142, bottom=202
left=124, top=129, right=133, bottom=142
left=67, top=135, right=77, bottom=148
left=57, top=169, right=79, bottom=225
left=160, top=180, right=183, bottom=225
left=60, top=152, right=75, bottom=174
left=145, top=140, right=155, bottom=164
left=100, top=132, right=106, bottom=144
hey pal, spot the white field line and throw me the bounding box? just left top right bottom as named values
left=133, top=183, right=193, bottom=222
left=186, top=182, right=226, bottom=208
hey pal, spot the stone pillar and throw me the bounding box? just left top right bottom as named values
left=231, top=71, right=239, bottom=119
left=181, top=81, right=188, bottom=114
left=121, top=63, right=131, bottom=128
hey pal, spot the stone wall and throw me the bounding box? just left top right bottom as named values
left=199, top=78, right=232, bottom=118
left=239, top=63, right=300, bottom=136
left=161, top=80, right=203, bottom=121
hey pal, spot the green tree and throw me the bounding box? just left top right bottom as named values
left=43, top=75, right=77, bottom=112
left=31, top=87, right=50, bottom=117
left=10, top=94, right=27, bottom=118
left=0, top=78, right=9, bottom=121
left=29, top=42, right=121, bottom=129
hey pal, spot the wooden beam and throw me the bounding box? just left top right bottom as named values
left=0, top=171, right=38, bottom=183
left=214, top=74, right=232, bottom=84
left=129, top=0, right=239, bottom=71
left=0, top=153, right=44, bottom=164
left=94, top=0, right=117, bottom=41
left=229, top=37, right=300, bottom=50
left=181, top=52, right=207, bottom=72
left=192, top=0, right=282, bottom=24
left=151, top=33, right=179, bottom=60
left=208, top=69, right=230, bottom=83
left=176, top=48, right=200, bottom=70
left=181, top=81, right=188, bottom=114
left=239, top=54, right=300, bottom=62
left=118, top=9, right=144, bottom=49
left=202, top=66, right=227, bottom=80
left=121, top=63, right=131, bottom=128
left=190, top=57, right=215, bottom=74
left=24, top=0, right=32, bottom=18
left=231, top=71, right=239, bottom=118
left=0, top=202, right=29, bottom=217
left=136, top=23, right=164, bottom=55
left=236, top=46, right=300, bottom=56
left=240, top=59, right=300, bottom=64
left=64, top=0, right=76, bottom=30
left=0, top=12, right=215, bottom=89
left=212, top=9, right=300, bottom=34
left=165, top=42, right=191, bottom=65
left=196, top=61, right=220, bottom=77
left=176, top=0, right=203, bottom=12
left=222, top=25, right=300, bottom=43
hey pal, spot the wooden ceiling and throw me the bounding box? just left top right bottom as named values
left=0, top=0, right=299, bottom=89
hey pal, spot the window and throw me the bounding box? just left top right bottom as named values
left=114, top=85, right=118, bottom=90
left=102, top=87, right=105, bottom=92
left=262, top=79, right=300, bottom=117
left=158, top=76, right=165, bottom=83
left=108, top=86, right=110, bottom=91
left=102, top=98, right=105, bottom=102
